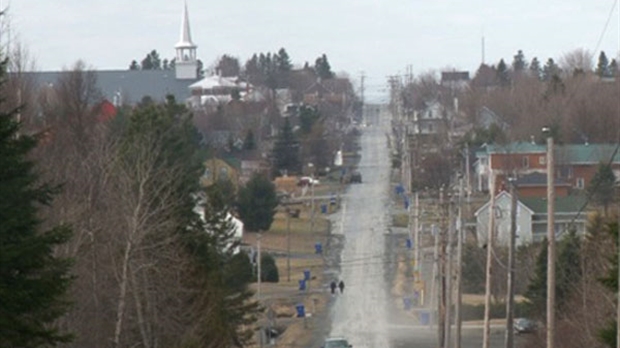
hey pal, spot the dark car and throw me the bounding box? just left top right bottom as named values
left=350, top=172, right=362, bottom=183
left=322, top=337, right=352, bottom=348
left=514, top=318, right=537, bottom=334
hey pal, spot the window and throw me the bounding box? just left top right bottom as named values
left=522, top=156, right=529, bottom=168
left=539, top=156, right=546, bottom=165
left=576, top=177, right=584, bottom=189
left=203, top=168, right=211, bottom=179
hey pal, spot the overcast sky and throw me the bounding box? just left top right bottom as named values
left=6, top=0, right=620, bottom=101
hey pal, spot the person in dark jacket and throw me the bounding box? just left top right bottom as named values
left=338, top=280, right=345, bottom=294
left=330, top=280, right=337, bottom=294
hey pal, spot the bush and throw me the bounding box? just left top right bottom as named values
left=259, top=253, right=279, bottom=283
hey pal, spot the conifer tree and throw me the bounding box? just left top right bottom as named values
left=236, top=173, right=278, bottom=233
left=0, top=58, right=74, bottom=346
left=596, top=51, right=610, bottom=77
left=272, top=117, right=301, bottom=175
left=529, top=57, right=542, bottom=79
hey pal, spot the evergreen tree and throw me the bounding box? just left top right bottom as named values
left=588, top=162, right=617, bottom=216
left=272, top=117, right=301, bottom=176
left=236, top=173, right=278, bottom=232
left=512, top=49, right=527, bottom=72
left=542, top=58, right=561, bottom=81
left=185, top=183, right=259, bottom=347
left=140, top=50, right=162, bottom=70
left=299, top=104, right=320, bottom=134
left=129, top=60, right=139, bottom=70
left=556, top=229, right=581, bottom=309
left=525, top=240, right=548, bottom=318
left=276, top=47, right=292, bottom=73
left=596, top=51, right=610, bottom=77
left=610, top=59, right=618, bottom=77
left=243, top=129, right=256, bottom=150
left=599, top=221, right=618, bottom=347
left=529, top=57, right=542, bottom=79
left=496, top=58, right=510, bottom=86
left=0, top=60, right=74, bottom=345
left=315, top=54, right=334, bottom=79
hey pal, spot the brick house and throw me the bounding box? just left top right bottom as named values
left=475, top=142, right=620, bottom=195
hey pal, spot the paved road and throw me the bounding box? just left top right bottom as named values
left=321, top=108, right=525, bottom=348
left=327, top=108, right=393, bottom=347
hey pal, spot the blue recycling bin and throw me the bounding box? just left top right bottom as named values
left=303, top=269, right=310, bottom=281
left=419, top=311, right=430, bottom=325
left=315, top=242, right=323, bottom=254
left=321, top=204, right=328, bottom=214
left=295, top=304, right=305, bottom=318
left=298, top=279, right=306, bottom=291
left=403, top=297, right=412, bottom=311
left=406, top=238, right=412, bottom=249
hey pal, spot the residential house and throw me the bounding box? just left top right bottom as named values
left=201, top=157, right=240, bottom=188
left=441, top=71, right=470, bottom=91
left=475, top=191, right=588, bottom=247
left=477, top=106, right=509, bottom=132
left=514, top=172, right=571, bottom=198
left=474, top=142, right=620, bottom=194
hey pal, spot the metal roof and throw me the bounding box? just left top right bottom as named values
left=22, top=70, right=199, bottom=105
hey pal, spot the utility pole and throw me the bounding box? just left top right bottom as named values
left=360, top=71, right=365, bottom=106
left=438, top=187, right=446, bottom=348
left=445, top=193, right=455, bottom=348
left=545, top=129, right=556, bottom=348
left=505, top=178, right=518, bottom=348
left=257, top=233, right=262, bottom=300
left=430, top=224, right=439, bottom=333
left=414, top=192, right=421, bottom=279
left=286, top=207, right=291, bottom=282
left=455, top=177, right=464, bottom=348
left=465, top=143, right=471, bottom=199
left=482, top=174, right=496, bottom=348
left=257, top=232, right=263, bottom=348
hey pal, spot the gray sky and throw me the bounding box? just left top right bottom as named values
left=6, top=0, right=620, bottom=101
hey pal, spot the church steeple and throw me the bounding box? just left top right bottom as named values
left=175, top=1, right=198, bottom=79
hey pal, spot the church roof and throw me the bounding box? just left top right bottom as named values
left=22, top=70, right=200, bottom=105
left=175, top=1, right=196, bottom=49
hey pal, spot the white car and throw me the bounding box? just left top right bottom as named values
left=297, top=176, right=319, bottom=186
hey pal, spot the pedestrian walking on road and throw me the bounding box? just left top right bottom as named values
left=330, top=280, right=337, bottom=295
left=338, top=280, right=345, bottom=294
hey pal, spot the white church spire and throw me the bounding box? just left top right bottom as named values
left=175, top=1, right=198, bottom=79
left=176, top=1, right=196, bottom=49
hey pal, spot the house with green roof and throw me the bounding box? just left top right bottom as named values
left=474, top=142, right=620, bottom=195
left=475, top=191, right=589, bottom=247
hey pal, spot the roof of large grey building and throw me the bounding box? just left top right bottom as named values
left=22, top=70, right=200, bottom=104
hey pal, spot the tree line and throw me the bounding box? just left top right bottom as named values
left=0, top=54, right=285, bottom=346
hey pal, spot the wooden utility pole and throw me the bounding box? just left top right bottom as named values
left=438, top=188, right=446, bottom=348
left=286, top=208, right=291, bottom=282
left=505, top=178, right=518, bottom=348
left=414, top=192, right=421, bottom=277
left=258, top=233, right=264, bottom=347
left=482, top=174, right=496, bottom=348
left=257, top=233, right=262, bottom=300
left=445, top=194, right=455, bottom=348
left=546, top=131, right=556, bottom=348
left=430, top=224, right=439, bottom=332
left=455, top=177, right=464, bottom=348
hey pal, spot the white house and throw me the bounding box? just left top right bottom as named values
left=475, top=191, right=588, bottom=247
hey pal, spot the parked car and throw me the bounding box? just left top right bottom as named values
left=297, top=176, right=319, bottom=187
left=514, top=318, right=537, bottom=334
left=350, top=171, right=362, bottom=183
left=321, top=337, right=352, bottom=348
